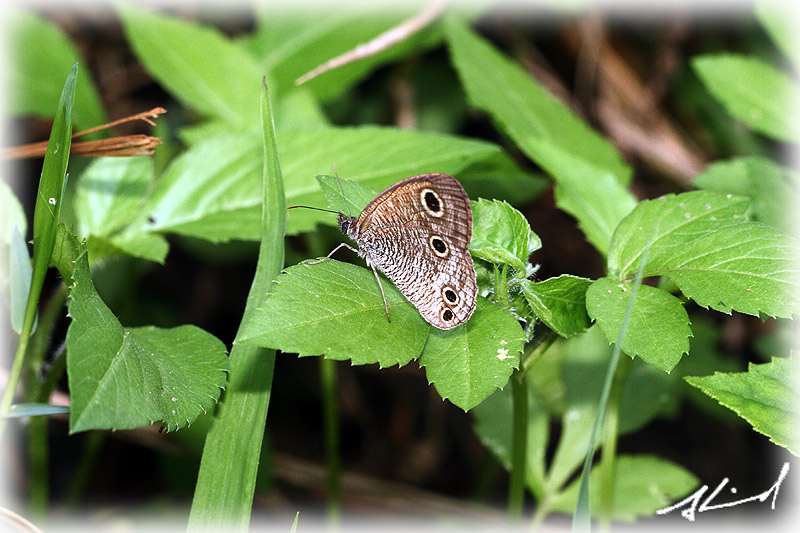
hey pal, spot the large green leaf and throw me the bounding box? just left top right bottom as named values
left=239, top=259, right=523, bottom=410
left=7, top=10, right=106, bottom=130
left=120, top=5, right=263, bottom=130
left=66, top=254, right=228, bottom=433
left=238, top=260, right=430, bottom=367
left=249, top=6, right=443, bottom=102
left=608, top=191, right=800, bottom=319
left=445, top=17, right=635, bottom=253
left=75, top=156, right=168, bottom=263
left=138, top=127, right=499, bottom=242
left=685, top=353, right=800, bottom=456
left=692, top=54, right=798, bottom=143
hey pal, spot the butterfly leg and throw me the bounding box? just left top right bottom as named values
left=306, top=242, right=359, bottom=265
left=367, top=260, right=391, bottom=324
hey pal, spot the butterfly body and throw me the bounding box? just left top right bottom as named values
left=337, top=173, right=477, bottom=330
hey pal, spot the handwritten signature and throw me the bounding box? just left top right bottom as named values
left=656, top=462, right=789, bottom=522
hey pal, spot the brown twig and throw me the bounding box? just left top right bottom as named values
left=1, top=107, right=166, bottom=160
left=295, top=0, right=447, bottom=86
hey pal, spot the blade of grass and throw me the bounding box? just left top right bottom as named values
left=0, top=63, right=77, bottom=441
left=571, top=239, right=652, bottom=532
left=187, top=80, right=285, bottom=531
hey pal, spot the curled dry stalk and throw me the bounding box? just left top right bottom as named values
left=1, top=107, right=165, bottom=160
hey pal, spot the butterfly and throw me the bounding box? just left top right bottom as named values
left=307, top=173, right=477, bottom=330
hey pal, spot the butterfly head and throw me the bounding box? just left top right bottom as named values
left=337, top=213, right=359, bottom=239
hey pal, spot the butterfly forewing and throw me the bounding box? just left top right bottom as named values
left=350, top=174, right=477, bottom=329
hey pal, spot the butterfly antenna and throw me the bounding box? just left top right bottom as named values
left=286, top=205, right=338, bottom=214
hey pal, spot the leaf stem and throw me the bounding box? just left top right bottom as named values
left=508, top=371, right=529, bottom=522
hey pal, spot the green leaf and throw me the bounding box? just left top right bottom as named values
left=685, top=353, right=800, bottom=455
left=693, top=156, right=797, bottom=233
left=692, top=54, right=798, bottom=143
left=50, top=223, right=85, bottom=284
left=9, top=225, right=33, bottom=333
left=253, top=7, right=443, bottom=102
left=444, top=18, right=635, bottom=253
left=189, top=81, right=284, bottom=531
left=541, top=142, right=637, bottom=254
left=419, top=299, right=524, bottom=411
left=316, top=174, right=376, bottom=218
left=7, top=11, right=106, bottom=130
left=22, top=63, right=77, bottom=343
left=238, top=260, right=430, bottom=367
left=3, top=403, right=70, bottom=418
left=755, top=2, right=800, bottom=70
left=75, top=156, right=167, bottom=263
left=140, top=127, right=499, bottom=242
left=469, top=199, right=541, bottom=275
left=66, top=254, right=228, bottom=433
left=120, top=5, right=262, bottom=130
left=551, top=455, right=699, bottom=521
left=587, top=278, right=691, bottom=372
left=608, top=191, right=800, bottom=319
left=520, top=275, right=592, bottom=337
left=445, top=17, right=630, bottom=185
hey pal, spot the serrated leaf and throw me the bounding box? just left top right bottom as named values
left=445, top=17, right=630, bottom=185
left=138, top=128, right=499, bottom=242
left=608, top=191, right=800, bottom=319
left=692, top=54, right=798, bottom=143
left=238, top=259, right=430, bottom=368
left=66, top=253, right=228, bottom=433
left=469, top=199, right=540, bottom=275
left=7, top=10, right=106, bottom=130
left=50, top=223, right=85, bottom=283
left=693, top=156, right=797, bottom=232
left=120, top=6, right=262, bottom=130
left=685, top=353, right=800, bottom=455
left=419, top=299, right=524, bottom=411
left=551, top=455, right=699, bottom=521
left=520, top=274, right=592, bottom=337
left=587, top=278, right=691, bottom=372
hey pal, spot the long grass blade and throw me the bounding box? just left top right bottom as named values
left=187, top=80, right=285, bottom=531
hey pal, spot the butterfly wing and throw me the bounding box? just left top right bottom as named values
left=351, top=174, right=477, bottom=329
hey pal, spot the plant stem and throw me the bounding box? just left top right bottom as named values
left=597, top=355, right=631, bottom=531
left=320, top=357, right=341, bottom=523
left=508, top=371, right=528, bottom=522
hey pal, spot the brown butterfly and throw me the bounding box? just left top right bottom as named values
left=309, top=173, right=477, bottom=330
